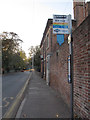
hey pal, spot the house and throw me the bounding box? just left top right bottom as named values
left=40, top=1, right=90, bottom=118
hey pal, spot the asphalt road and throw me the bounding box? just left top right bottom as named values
left=2, top=71, right=30, bottom=116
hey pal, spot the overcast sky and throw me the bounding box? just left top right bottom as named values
left=0, top=0, right=89, bottom=57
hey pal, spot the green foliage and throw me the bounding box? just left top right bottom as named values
left=1, top=31, right=27, bottom=73
left=19, top=50, right=27, bottom=62
left=28, top=45, right=41, bottom=72
left=28, top=46, right=36, bottom=58
left=34, top=46, right=41, bottom=72
left=12, top=52, right=26, bottom=71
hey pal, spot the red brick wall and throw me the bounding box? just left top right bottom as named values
left=50, top=34, right=71, bottom=107
left=73, top=2, right=90, bottom=28
left=73, top=15, right=90, bottom=118
left=40, top=16, right=90, bottom=118
left=73, top=2, right=86, bottom=27
left=86, top=2, right=90, bottom=17
left=50, top=15, right=90, bottom=118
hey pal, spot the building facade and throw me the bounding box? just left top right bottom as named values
left=40, top=1, right=90, bottom=118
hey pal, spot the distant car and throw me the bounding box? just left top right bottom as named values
left=29, top=69, right=34, bottom=72
left=21, top=70, right=24, bottom=72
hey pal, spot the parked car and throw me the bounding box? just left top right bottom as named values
left=21, top=70, right=24, bottom=72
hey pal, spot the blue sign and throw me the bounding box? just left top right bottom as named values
left=57, top=34, right=64, bottom=46
left=54, top=29, right=60, bottom=33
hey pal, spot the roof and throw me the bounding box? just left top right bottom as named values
left=40, top=19, right=53, bottom=48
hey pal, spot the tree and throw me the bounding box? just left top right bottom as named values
left=28, top=45, right=41, bottom=72
left=1, top=32, right=22, bottom=53
left=0, top=31, right=24, bottom=73
left=34, top=46, right=41, bottom=72
left=13, top=52, right=26, bottom=71
left=28, top=46, right=36, bottom=58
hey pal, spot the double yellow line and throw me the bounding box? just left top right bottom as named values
left=3, top=73, right=32, bottom=118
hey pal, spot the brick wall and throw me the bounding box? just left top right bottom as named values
left=73, top=15, right=90, bottom=118
left=40, top=15, right=90, bottom=118
left=50, top=15, right=90, bottom=118
left=86, top=2, right=90, bottom=17
left=40, top=19, right=53, bottom=79
left=50, top=33, right=71, bottom=107
left=73, top=2, right=90, bottom=27
left=73, top=2, right=86, bottom=27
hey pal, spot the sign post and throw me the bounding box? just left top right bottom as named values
left=68, top=15, right=74, bottom=119
left=53, top=14, right=73, bottom=119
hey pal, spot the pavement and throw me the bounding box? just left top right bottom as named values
left=16, top=71, right=70, bottom=118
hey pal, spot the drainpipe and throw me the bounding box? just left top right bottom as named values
left=42, top=45, right=44, bottom=78
left=41, top=55, right=44, bottom=78
left=70, top=35, right=74, bottom=119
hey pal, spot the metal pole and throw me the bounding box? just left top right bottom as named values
left=70, top=35, right=74, bottom=119
left=68, top=14, right=74, bottom=119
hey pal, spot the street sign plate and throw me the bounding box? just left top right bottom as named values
left=53, top=14, right=71, bottom=34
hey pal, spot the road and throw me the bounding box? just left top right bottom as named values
left=2, top=71, right=30, bottom=116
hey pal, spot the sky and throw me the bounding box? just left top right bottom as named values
left=0, top=0, right=89, bottom=57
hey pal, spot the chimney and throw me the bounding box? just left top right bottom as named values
left=86, top=2, right=90, bottom=17
left=73, top=0, right=85, bottom=27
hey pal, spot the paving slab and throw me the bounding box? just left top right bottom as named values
left=16, top=71, right=70, bottom=118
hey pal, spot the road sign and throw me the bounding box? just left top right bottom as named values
left=57, top=34, right=64, bottom=46
left=53, top=15, right=71, bottom=34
